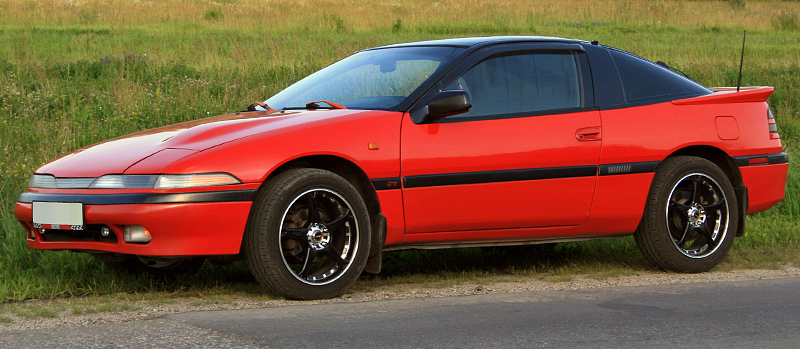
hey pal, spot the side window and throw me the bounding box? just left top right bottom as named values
left=445, top=52, right=581, bottom=118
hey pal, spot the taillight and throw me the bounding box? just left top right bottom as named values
left=767, top=106, right=780, bottom=140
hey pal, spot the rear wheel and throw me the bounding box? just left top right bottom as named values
left=244, top=168, right=371, bottom=300
left=635, top=156, right=738, bottom=272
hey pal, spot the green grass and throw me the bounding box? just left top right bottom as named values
left=1, top=0, right=799, bottom=305
left=6, top=303, right=60, bottom=319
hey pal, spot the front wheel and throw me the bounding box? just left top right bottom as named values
left=100, top=256, right=205, bottom=276
left=244, top=168, right=371, bottom=300
left=635, top=156, right=738, bottom=272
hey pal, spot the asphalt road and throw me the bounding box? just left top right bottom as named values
left=3, top=277, right=800, bottom=348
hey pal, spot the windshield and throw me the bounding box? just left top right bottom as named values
left=265, top=46, right=464, bottom=111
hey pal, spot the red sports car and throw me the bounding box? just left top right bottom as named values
left=15, top=36, right=787, bottom=299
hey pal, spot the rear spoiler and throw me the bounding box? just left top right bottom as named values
left=672, top=86, right=774, bottom=105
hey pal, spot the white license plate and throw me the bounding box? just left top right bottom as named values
left=32, top=202, right=85, bottom=231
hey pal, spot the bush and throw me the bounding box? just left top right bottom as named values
left=774, top=12, right=799, bottom=31
left=727, top=0, right=746, bottom=9
left=203, top=8, right=224, bottom=21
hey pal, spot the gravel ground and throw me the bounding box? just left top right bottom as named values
left=2, top=266, right=799, bottom=332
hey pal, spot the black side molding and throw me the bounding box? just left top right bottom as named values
left=403, top=166, right=597, bottom=189
left=598, top=161, right=660, bottom=176
left=371, top=178, right=402, bottom=191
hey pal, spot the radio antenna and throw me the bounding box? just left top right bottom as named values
left=736, top=30, right=746, bottom=92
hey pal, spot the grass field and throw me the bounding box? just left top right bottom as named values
left=1, top=0, right=798, bottom=303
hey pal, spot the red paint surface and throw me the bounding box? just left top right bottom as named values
left=15, top=86, right=786, bottom=254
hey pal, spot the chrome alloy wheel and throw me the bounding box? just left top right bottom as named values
left=279, top=189, right=359, bottom=285
left=665, top=173, right=730, bottom=258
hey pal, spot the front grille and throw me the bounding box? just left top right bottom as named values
left=39, top=224, right=118, bottom=243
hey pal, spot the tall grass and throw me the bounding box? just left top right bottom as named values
left=1, top=0, right=799, bottom=302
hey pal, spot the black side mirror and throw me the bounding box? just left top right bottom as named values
left=427, top=90, right=472, bottom=119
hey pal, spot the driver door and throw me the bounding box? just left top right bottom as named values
left=400, top=46, right=602, bottom=234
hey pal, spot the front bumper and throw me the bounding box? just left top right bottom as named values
left=14, top=189, right=255, bottom=256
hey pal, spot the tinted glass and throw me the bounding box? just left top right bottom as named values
left=609, top=49, right=711, bottom=104
left=445, top=52, right=581, bottom=118
left=266, top=46, right=464, bottom=111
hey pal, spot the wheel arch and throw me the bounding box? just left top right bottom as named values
left=262, top=155, right=386, bottom=272
left=267, top=156, right=379, bottom=214
left=664, top=145, right=747, bottom=237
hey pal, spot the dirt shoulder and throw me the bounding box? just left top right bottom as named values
left=2, top=266, right=799, bottom=332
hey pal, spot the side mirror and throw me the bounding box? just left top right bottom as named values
left=427, top=90, right=472, bottom=120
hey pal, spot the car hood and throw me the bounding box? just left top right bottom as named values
left=38, top=109, right=369, bottom=177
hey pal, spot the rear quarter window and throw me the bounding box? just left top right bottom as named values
left=608, top=48, right=711, bottom=104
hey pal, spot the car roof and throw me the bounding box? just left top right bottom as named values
left=366, top=36, right=584, bottom=51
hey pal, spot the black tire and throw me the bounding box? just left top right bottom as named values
left=101, top=257, right=205, bottom=276
left=635, top=156, right=738, bottom=272
left=244, top=168, right=371, bottom=300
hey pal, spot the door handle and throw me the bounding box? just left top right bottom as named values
left=576, top=127, right=602, bottom=141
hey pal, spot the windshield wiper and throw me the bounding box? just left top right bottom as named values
left=245, top=102, right=274, bottom=112
left=288, top=100, right=347, bottom=110
left=656, top=61, right=692, bottom=79
left=306, top=100, right=347, bottom=109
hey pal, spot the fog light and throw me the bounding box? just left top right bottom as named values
left=100, top=227, right=111, bottom=237
left=123, top=225, right=152, bottom=244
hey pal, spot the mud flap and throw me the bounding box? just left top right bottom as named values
left=364, top=213, right=386, bottom=274
left=735, top=185, right=748, bottom=237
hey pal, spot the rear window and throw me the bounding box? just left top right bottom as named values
left=609, top=49, right=710, bottom=104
